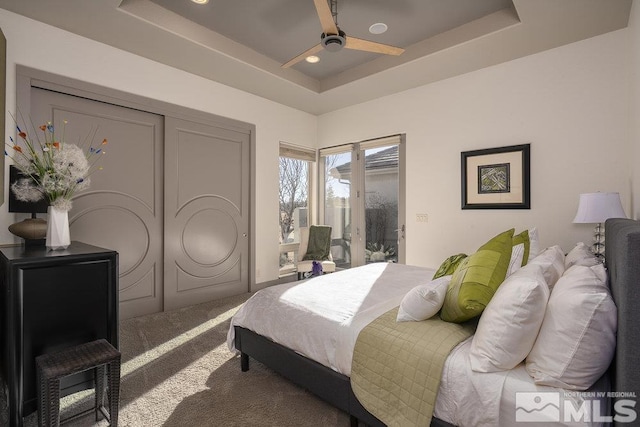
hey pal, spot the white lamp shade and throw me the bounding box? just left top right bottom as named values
left=573, top=192, right=627, bottom=223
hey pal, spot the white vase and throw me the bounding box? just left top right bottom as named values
left=46, top=206, right=71, bottom=250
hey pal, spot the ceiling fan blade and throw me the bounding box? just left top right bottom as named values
left=345, top=37, right=404, bottom=55
left=282, top=43, right=324, bottom=68
left=313, top=0, right=338, bottom=35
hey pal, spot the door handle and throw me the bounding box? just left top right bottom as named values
left=395, top=225, right=405, bottom=239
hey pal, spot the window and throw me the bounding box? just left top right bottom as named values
left=279, top=143, right=315, bottom=277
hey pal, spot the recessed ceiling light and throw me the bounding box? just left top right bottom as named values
left=305, top=55, right=320, bottom=64
left=191, top=0, right=209, bottom=4
left=369, top=23, right=388, bottom=35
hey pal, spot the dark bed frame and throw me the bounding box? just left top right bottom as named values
left=235, top=218, right=640, bottom=427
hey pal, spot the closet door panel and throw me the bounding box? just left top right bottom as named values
left=30, top=88, right=164, bottom=319
left=164, top=117, right=250, bottom=311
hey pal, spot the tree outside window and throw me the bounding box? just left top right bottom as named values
left=279, top=157, right=309, bottom=243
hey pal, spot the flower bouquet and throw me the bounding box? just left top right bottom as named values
left=6, top=117, right=106, bottom=249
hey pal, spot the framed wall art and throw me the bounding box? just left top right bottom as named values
left=461, top=143, right=530, bottom=209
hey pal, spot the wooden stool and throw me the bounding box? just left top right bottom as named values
left=35, top=339, right=121, bottom=427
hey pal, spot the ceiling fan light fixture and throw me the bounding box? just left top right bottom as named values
left=369, top=23, right=388, bottom=35
left=305, top=55, right=320, bottom=64
left=281, top=1, right=403, bottom=68
left=321, top=30, right=346, bottom=52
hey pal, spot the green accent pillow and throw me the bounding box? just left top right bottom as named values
left=440, top=228, right=515, bottom=323
left=432, top=253, right=468, bottom=280
left=513, top=229, right=530, bottom=267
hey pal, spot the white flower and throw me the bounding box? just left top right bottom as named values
left=7, top=118, right=107, bottom=212
left=50, top=197, right=73, bottom=211
left=39, top=144, right=91, bottom=198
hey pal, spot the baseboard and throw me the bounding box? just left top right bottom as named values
left=252, top=274, right=298, bottom=292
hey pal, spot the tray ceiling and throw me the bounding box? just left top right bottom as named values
left=0, top=0, right=632, bottom=114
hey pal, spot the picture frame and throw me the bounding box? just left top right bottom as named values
left=461, top=144, right=530, bottom=209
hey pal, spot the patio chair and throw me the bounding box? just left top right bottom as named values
left=297, top=225, right=336, bottom=279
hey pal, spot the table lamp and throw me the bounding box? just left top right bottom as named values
left=573, top=192, right=627, bottom=260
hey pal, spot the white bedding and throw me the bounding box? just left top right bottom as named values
left=435, top=338, right=609, bottom=427
left=227, top=262, right=434, bottom=375
left=227, top=262, right=608, bottom=427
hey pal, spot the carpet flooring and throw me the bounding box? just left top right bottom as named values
left=0, top=292, right=352, bottom=426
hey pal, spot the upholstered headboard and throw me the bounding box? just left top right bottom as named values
left=605, top=218, right=640, bottom=425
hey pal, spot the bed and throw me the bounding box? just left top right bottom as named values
left=228, top=219, right=640, bottom=426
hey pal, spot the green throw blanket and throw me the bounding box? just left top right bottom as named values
left=351, top=307, right=475, bottom=426
left=302, top=225, right=332, bottom=261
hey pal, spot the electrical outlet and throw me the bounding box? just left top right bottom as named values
left=416, top=213, right=428, bottom=223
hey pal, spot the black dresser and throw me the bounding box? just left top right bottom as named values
left=0, top=242, right=119, bottom=427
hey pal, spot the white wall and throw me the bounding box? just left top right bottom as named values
left=319, top=28, right=631, bottom=268
left=631, top=0, right=640, bottom=219
left=0, top=9, right=317, bottom=285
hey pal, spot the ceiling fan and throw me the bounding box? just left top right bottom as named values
left=282, top=0, right=405, bottom=68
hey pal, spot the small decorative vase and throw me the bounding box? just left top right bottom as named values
left=46, top=206, right=71, bottom=250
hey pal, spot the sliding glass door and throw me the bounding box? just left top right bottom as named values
left=320, top=135, right=404, bottom=270
left=363, top=144, right=399, bottom=264
left=322, top=148, right=353, bottom=269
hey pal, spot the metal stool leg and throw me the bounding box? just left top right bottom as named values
left=95, top=365, right=106, bottom=421
left=45, top=377, right=61, bottom=427
left=108, top=360, right=121, bottom=427
left=37, top=367, right=45, bottom=427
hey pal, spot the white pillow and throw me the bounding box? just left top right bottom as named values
left=506, top=243, right=525, bottom=276
left=507, top=228, right=538, bottom=276
left=565, top=242, right=599, bottom=269
left=396, top=276, right=450, bottom=322
left=469, top=263, right=549, bottom=372
left=527, top=227, right=540, bottom=263
left=527, top=245, right=565, bottom=289
left=525, top=264, right=617, bottom=390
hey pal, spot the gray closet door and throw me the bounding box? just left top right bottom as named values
left=163, top=117, right=250, bottom=311
left=30, top=88, right=164, bottom=319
